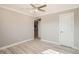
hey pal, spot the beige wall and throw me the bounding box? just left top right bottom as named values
left=74, top=8, right=79, bottom=48
left=0, top=7, right=34, bottom=47
left=39, top=13, right=59, bottom=42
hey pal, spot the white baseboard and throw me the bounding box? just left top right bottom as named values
left=41, top=39, right=60, bottom=45
left=0, top=39, right=32, bottom=50
left=41, top=39, right=79, bottom=50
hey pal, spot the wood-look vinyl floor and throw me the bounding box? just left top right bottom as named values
left=0, top=40, right=79, bottom=54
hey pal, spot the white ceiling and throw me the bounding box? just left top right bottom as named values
left=0, top=4, right=79, bottom=17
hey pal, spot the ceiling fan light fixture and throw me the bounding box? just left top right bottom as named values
left=30, top=9, right=38, bottom=13
left=29, top=4, right=47, bottom=13
left=35, top=9, right=38, bottom=12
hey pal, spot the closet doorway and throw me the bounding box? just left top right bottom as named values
left=59, top=12, right=74, bottom=47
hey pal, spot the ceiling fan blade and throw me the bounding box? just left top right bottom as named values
left=38, top=8, right=45, bottom=12
left=30, top=4, right=36, bottom=8
left=38, top=5, right=47, bottom=8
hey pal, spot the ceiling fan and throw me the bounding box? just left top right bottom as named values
left=30, top=4, right=47, bottom=12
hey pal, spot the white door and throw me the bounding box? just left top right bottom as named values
left=59, top=12, right=74, bottom=47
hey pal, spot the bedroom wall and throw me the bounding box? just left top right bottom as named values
left=39, top=8, right=79, bottom=48
left=39, top=13, right=59, bottom=42
left=74, top=8, right=79, bottom=48
left=0, top=7, right=34, bottom=47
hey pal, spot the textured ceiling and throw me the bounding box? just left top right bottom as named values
left=0, top=4, right=79, bottom=17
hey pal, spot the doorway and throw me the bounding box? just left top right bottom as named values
left=59, top=12, right=74, bottom=47
left=34, top=18, right=41, bottom=39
